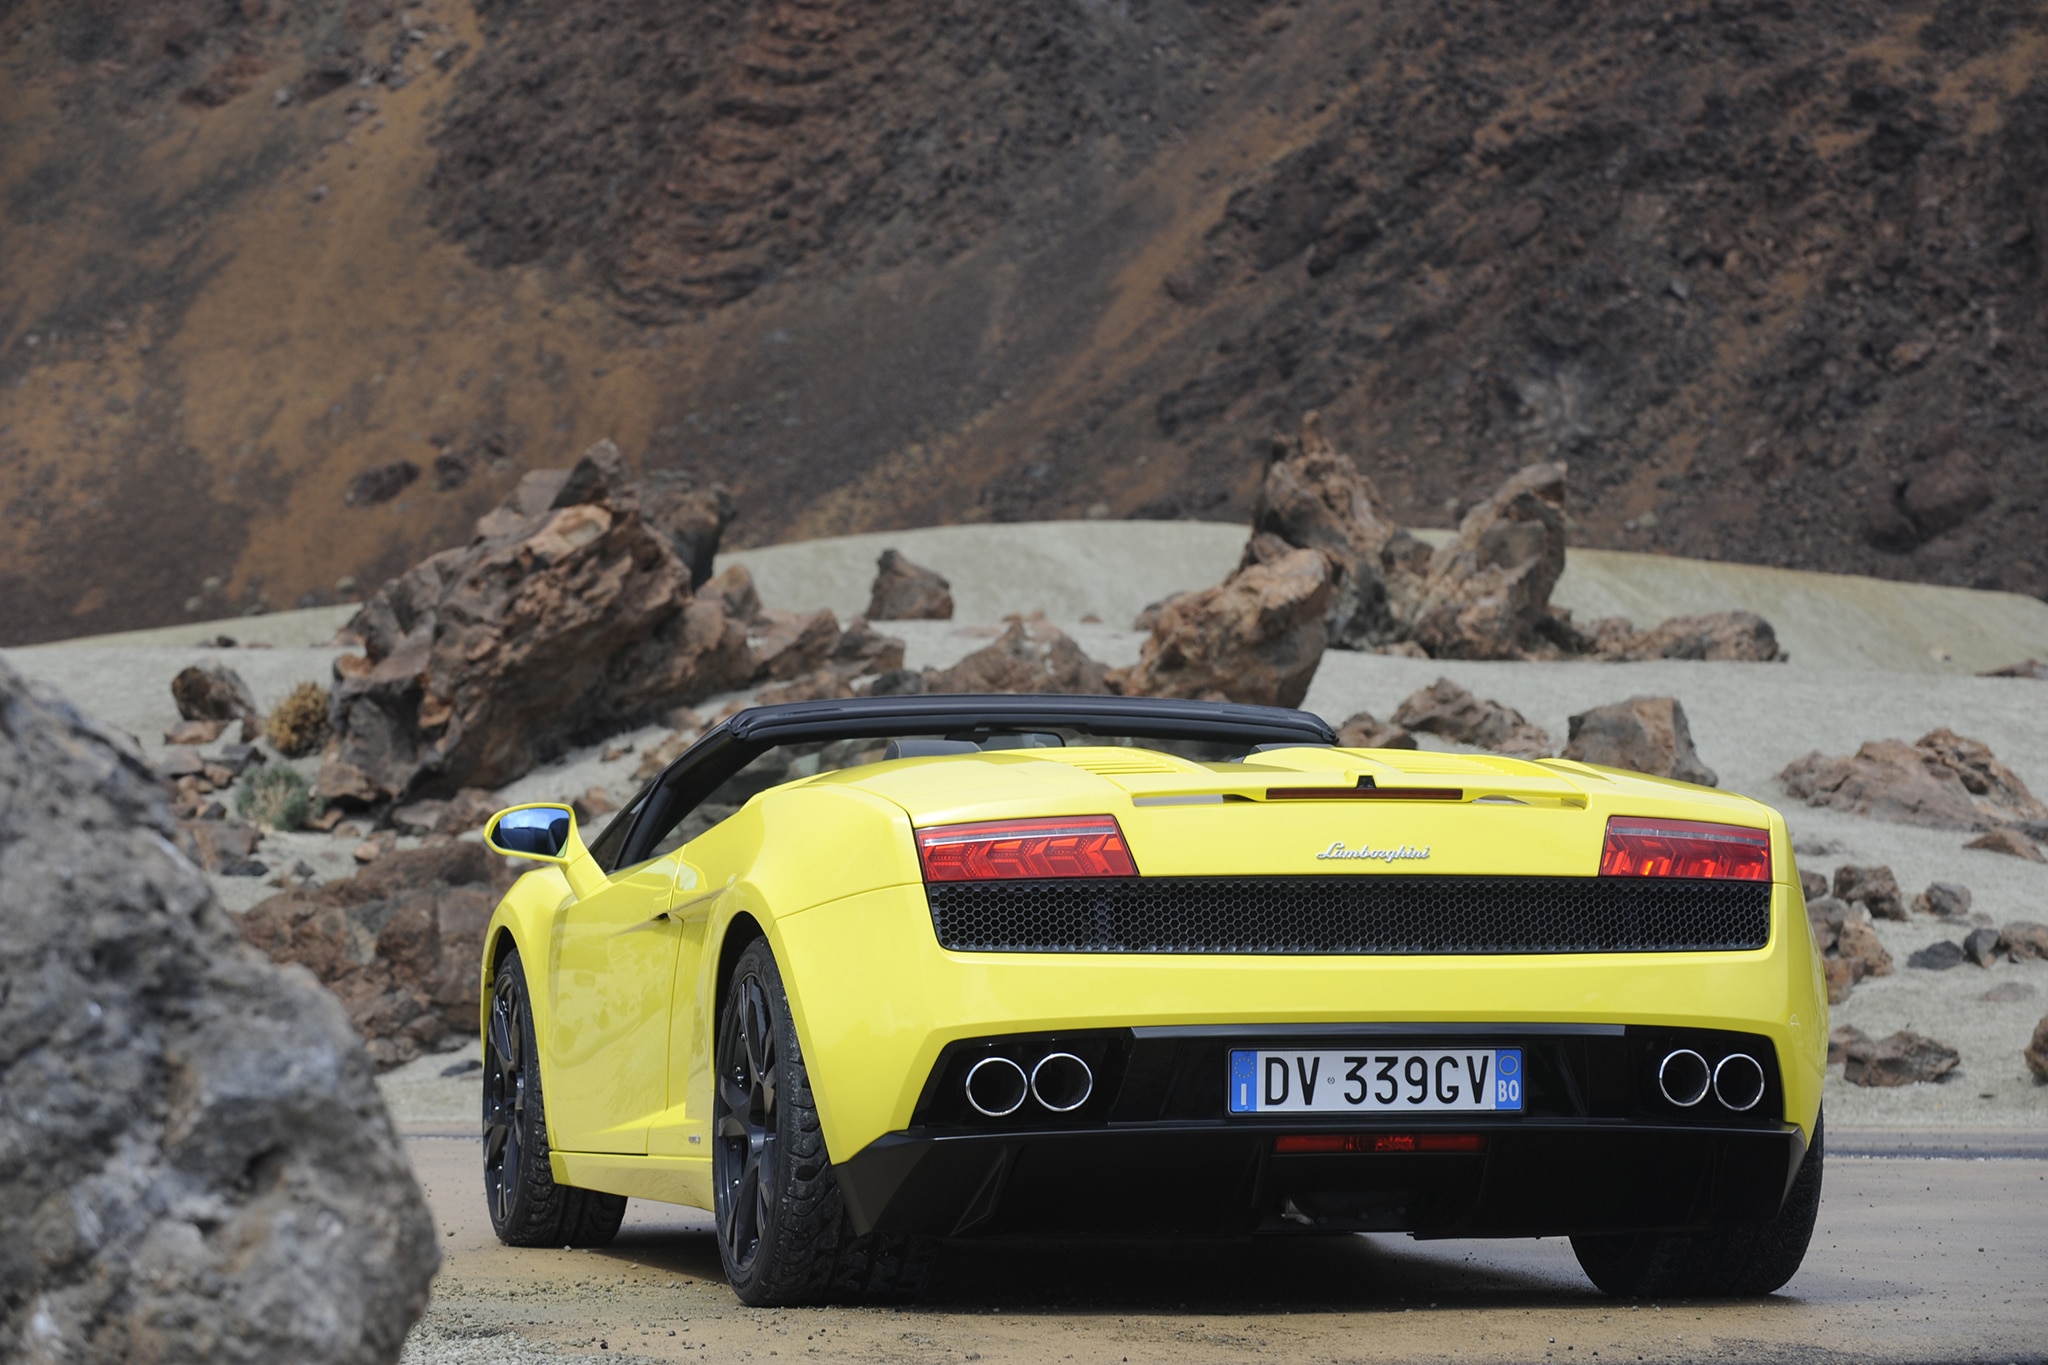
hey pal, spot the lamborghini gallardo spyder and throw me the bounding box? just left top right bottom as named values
left=475, top=694, right=1825, bottom=1304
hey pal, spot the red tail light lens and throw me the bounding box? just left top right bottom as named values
left=916, top=816, right=1138, bottom=882
left=1274, top=1133, right=1486, bottom=1154
left=1599, top=817, right=1771, bottom=881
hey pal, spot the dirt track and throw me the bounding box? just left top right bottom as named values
left=400, top=1134, right=2048, bottom=1364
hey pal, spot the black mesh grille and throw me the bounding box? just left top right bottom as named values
left=925, top=876, right=1772, bottom=955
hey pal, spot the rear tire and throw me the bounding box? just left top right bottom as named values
left=713, top=935, right=936, bottom=1305
left=1572, top=1112, right=1824, bottom=1298
left=483, top=948, right=628, bottom=1248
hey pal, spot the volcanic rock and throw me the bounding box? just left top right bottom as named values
left=1842, top=1029, right=1961, bottom=1087
left=1965, top=828, right=2046, bottom=862
left=1828, top=1024, right=1868, bottom=1066
left=1392, top=678, right=1552, bottom=759
left=0, top=659, right=436, bottom=1361
left=1963, top=927, right=2004, bottom=968
left=1243, top=411, right=1410, bottom=648
left=1799, top=869, right=1828, bottom=903
left=1912, top=880, right=1973, bottom=919
left=2027, top=1017, right=2048, bottom=1083
left=389, top=787, right=500, bottom=837
left=2003, top=922, right=2048, bottom=962
left=1405, top=462, right=1568, bottom=660
left=1561, top=695, right=1717, bottom=785
left=747, top=606, right=843, bottom=682
left=1334, top=710, right=1416, bottom=750
left=320, top=442, right=753, bottom=804
left=1133, top=591, right=1196, bottom=632
left=1106, top=548, right=1327, bottom=708
left=171, top=660, right=261, bottom=741
left=240, top=842, right=512, bottom=1071
left=1808, top=897, right=1893, bottom=1003
left=933, top=613, right=1111, bottom=696
left=867, top=548, right=955, bottom=620
left=1590, top=610, right=1786, bottom=663
left=181, top=817, right=264, bottom=872
left=163, top=717, right=230, bottom=745
left=1907, top=940, right=1967, bottom=971
left=1901, top=449, right=1992, bottom=538
left=1984, top=981, right=2037, bottom=1003
left=1779, top=729, right=2048, bottom=832
left=1983, top=659, right=2048, bottom=680
left=639, top=470, right=736, bottom=589
left=1833, top=864, right=1906, bottom=921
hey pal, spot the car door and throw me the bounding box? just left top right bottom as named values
left=545, top=850, right=689, bottom=1154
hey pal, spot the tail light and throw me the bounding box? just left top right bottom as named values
left=917, top=816, right=1138, bottom=882
left=1599, top=817, right=1771, bottom=881
left=1275, top=1133, right=1486, bottom=1154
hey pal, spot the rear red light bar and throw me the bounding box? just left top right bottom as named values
left=1274, top=1133, right=1486, bottom=1154
left=916, top=816, right=1138, bottom=882
left=1599, top=816, right=1771, bottom=881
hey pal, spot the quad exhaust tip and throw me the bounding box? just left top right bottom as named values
left=1713, top=1052, right=1766, bottom=1111
left=1030, top=1052, right=1094, bottom=1112
left=1657, top=1048, right=1712, bottom=1107
left=964, top=1056, right=1029, bottom=1117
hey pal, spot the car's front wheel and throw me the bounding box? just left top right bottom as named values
left=1571, top=1111, right=1825, bottom=1298
left=482, top=948, right=628, bottom=1247
left=713, top=935, right=935, bottom=1305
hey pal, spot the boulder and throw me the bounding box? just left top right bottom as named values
left=1901, top=450, right=1992, bottom=537
left=638, top=469, right=736, bottom=588
left=1965, top=828, right=2046, bottom=862
left=1982, top=658, right=2048, bottom=680
left=1106, top=549, right=1328, bottom=708
left=180, top=816, right=264, bottom=872
left=0, top=660, right=436, bottom=1361
left=866, top=548, right=955, bottom=620
left=1561, top=695, right=1717, bottom=785
left=1906, top=940, right=1967, bottom=970
left=1842, top=1030, right=1961, bottom=1087
left=1962, top=926, right=2004, bottom=968
left=163, top=717, right=230, bottom=745
left=239, top=842, right=513, bottom=1071
left=1334, top=710, right=1417, bottom=750
left=2003, top=921, right=2048, bottom=962
left=1243, top=411, right=1410, bottom=648
left=933, top=613, right=1111, bottom=696
left=1588, top=610, right=1786, bottom=663
left=1828, top=1024, right=1869, bottom=1066
left=1133, top=591, right=1196, bottom=632
left=2027, top=1016, right=2048, bottom=1082
left=1808, top=897, right=1892, bottom=1002
left=1798, top=869, right=1829, bottom=904
left=1912, top=880, right=1973, bottom=919
left=746, top=606, right=842, bottom=683
left=388, top=788, right=500, bottom=837
left=1833, top=864, right=1906, bottom=921
left=170, top=660, right=261, bottom=741
left=320, top=441, right=753, bottom=805
left=1405, top=462, right=1568, bottom=660
left=1391, top=678, right=1552, bottom=759
left=757, top=617, right=914, bottom=704
left=1779, top=728, right=2048, bottom=832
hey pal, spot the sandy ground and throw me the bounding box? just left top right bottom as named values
left=397, top=1133, right=2048, bottom=1365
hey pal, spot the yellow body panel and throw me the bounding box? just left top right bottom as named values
left=480, top=745, right=1827, bottom=1211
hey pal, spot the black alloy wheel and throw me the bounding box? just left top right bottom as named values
left=710, top=935, right=936, bottom=1305
left=481, top=948, right=627, bottom=1247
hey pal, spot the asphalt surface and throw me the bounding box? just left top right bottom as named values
left=400, top=1133, right=2048, bottom=1364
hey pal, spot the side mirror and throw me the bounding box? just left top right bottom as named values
left=485, top=803, right=578, bottom=864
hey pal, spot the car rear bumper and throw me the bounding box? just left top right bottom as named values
left=835, top=1120, right=1808, bottom=1239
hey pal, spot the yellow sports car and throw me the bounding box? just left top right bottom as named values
left=477, top=695, right=1825, bottom=1305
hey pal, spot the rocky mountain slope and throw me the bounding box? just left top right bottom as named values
left=4, top=0, right=2045, bottom=644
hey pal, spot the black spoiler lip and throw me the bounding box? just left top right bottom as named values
left=595, top=694, right=1335, bottom=870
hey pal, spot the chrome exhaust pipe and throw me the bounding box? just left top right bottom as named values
left=1030, top=1052, right=1094, bottom=1113
left=964, top=1056, right=1029, bottom=1117
left=1657, top=1049, right=1711, bottom=1107
left=1713, top=1053, right=1766, bottom=1111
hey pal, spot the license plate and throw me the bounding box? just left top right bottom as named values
left=1228, top=1047, right=1523, bottom=1114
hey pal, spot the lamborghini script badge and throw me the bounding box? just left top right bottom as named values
left=1316, top=840, right=1431, bottom=863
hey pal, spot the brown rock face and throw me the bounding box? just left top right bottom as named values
left=239, top=843, right=513, bottom=1071
left=1334, top=710, right=1416, bottom=750
left=1779, top=729, right=2048, bottom=832
left=1841, top=1029, right=1960, bottom=1087
left=320, top=443, right=753, bottom=804
left=930, top=613, right=1110, bottom=696
left=1245, top=411, right=1409, bottom=648
left=747, top=607, right=843, bottom=683
left=171, top=660, right=261, bottom=741
left=1391, top=678, right=1552, bottom=758
left=1562, top=696, right=1716, bottom=785
left=756, top=616, right=910, bottom=704
left=0, top=660, right=437, bottom=1361
left=1591, top=611, right=1785, bottom=663
left=2026, top=1016, right=2048, bottom=1083
left=1107, top=549, right=1328, bottom=708
left=2004, top=922, right=2048, bottom=962
left=1406, top=463, right=1568, bottom=660
left=1965, top=828, right=2047, bottom=862
left=867, top=548, right=955, bottom=620
left=1833, top=864, right=1906, bottom=921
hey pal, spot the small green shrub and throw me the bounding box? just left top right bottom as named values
left=265, top=682, right=332, bottom=757
left=237, top=764, right=318, bottom=832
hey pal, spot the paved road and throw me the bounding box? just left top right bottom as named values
left=401, top=1133, right=2048, bottom=1364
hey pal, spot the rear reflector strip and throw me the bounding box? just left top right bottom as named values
left=1274, top=1133, right=1487, bottom=1154
left=917, top=816, right=1138, bottom=883
left=1599, top=817, right=1771, bottom=881
left=1265, top=786, right=1464, bottom=801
